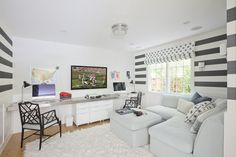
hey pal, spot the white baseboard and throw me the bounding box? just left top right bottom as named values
left=0, top=133, right=12, bottom=155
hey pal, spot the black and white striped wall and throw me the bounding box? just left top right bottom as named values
left=227, top=0, right=236, bottom=107
left=134, top=29, right=228, bottom=99
left=225, top=1, right=236, bottom=156
left=134, top=53, right=146, bottom=85
left=194, top=34, right=227, bottom=98
left=0, top=26, right=13, bottom=93
left=0, top=26, right=13, bottom=148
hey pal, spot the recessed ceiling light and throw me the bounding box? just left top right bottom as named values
left=191, top=26, right=203, bottom=31
left=183, top=21, right=190, bottom=25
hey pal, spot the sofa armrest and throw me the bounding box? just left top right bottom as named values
left=193, top=112, right=224, bottom=157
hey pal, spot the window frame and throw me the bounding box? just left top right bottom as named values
left=148, top=59, right=194, bottom=95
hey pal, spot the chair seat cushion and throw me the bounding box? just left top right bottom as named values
left=23, top=121, right=58, bottom=130
left=110, top=109, right=162, bottom=131
left=149, top=116, right=196, bottom=153
left=146, top=105, right=184, bottom=120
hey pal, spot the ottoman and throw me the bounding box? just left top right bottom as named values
left=110, top=109, right=162, bottom=147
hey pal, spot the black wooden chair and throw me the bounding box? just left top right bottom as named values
left=18, top=101, right=62, bottom=150
left=123, top=91, right=142, bottom=109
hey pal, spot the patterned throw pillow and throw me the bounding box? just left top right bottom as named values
left=185, top=101, right=215, bottom=124
left=190, top=101, right=220, bottom=133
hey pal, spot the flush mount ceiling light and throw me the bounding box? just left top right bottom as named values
left=112, top=23, right=128, bottom=36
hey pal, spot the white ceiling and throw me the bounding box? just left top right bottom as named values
left=0, top=0, right=226, bottom=52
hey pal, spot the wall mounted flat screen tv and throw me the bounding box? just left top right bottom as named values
left=71, top=66, right=107, bottom=90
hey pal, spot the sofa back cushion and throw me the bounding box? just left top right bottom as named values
left=214, top=98, right=227, bottom=108
left=161, top=94, right=191, bottom=108
left=177, top=99, right=194, bottom=114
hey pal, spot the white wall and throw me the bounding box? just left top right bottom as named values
left=134, top=27, right=226, bottom=108
left=13, top=37, right=134, bottom=100
left=10, top=37, right=134, bottom=133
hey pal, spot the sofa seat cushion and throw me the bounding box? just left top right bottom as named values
left=146, top=105, right=184, bottom=120
left=149, top=116, right=197, bottom=153
left=110, top=109, right=162, bottom=131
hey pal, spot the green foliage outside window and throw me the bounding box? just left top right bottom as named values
left=149, top=59, right=191, bottom=94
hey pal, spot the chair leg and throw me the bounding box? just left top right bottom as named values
left=39, top=129, right=43, bottom=150
left=59, top=121, right=62, bottom=137
left=20, top=128, right=24, bottom=148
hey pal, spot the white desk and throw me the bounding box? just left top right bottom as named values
left=7, top=93, right=121, bottom=112
left=7, top=93, right=134, bottom=133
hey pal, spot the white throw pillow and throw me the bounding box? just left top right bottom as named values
left=177, top=99, right=194, bottom=114
left=185, top=101, right=215, bottom=124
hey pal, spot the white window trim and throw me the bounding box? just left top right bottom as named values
left=147, top=59, right=194, bottom=95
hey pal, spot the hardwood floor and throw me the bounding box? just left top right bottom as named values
left=0, top=120, right=109, bottom=157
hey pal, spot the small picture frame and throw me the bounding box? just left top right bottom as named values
left=126, top=71, right=131, bottom=79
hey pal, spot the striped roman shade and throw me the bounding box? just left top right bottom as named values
left=144, top=42, right=195, bottom=65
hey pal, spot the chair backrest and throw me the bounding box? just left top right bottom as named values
left=123, top=91, right=143, bottom=109
left=18, top=102, right=41, bottom=125
left=137, top=92, right=142, bottom=107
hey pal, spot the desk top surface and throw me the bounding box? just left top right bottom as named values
left=7, top=93, right=133, bottom=112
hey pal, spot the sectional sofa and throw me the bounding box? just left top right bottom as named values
left=146, top=94, right=226, bottom=157
left=111, top=94, right=226, bottom=157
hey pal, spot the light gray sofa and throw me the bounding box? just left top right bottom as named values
left=146, top=94, right=226, bottom=157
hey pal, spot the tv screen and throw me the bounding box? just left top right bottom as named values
left=71, top=66, right=107, bottom=90
left=32, top=84, right=56, bottom=97
left=113, top=82, right=126, bottom=91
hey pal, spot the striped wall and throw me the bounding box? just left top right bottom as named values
left=194, top=34, right=227, bottom=98
left=0, top=26, right=13, bottom=148
left=134, top=29, right=227, bottom=99
left=227, top=1, right=236, bottom=107
left=134, top=54, right=147, bottom=85
left=0, top=27, right=13, bottom=93
left=225, top=2, right=236, bottom=157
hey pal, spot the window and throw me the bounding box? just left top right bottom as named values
left=148, top=59, right=191, bottom=94
left=149, top=63, right=166, bottom=92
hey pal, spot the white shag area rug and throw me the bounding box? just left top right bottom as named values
left=25, top=124, right=154, bottom=157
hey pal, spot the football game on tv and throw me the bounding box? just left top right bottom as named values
left=71, top=66, right=107, bottom=90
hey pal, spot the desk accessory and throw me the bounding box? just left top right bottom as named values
left=115, top=108, right=133, bottom=115
left=133, top=110, right=143, bottom=116
left=60, top=92, right=72, bottom=100
left=21, top=81, right=31, bottom=102
left=84, top=94, right=102, bottom=99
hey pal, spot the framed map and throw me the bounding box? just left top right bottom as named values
left=31, top=67, right=57, bottom=84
